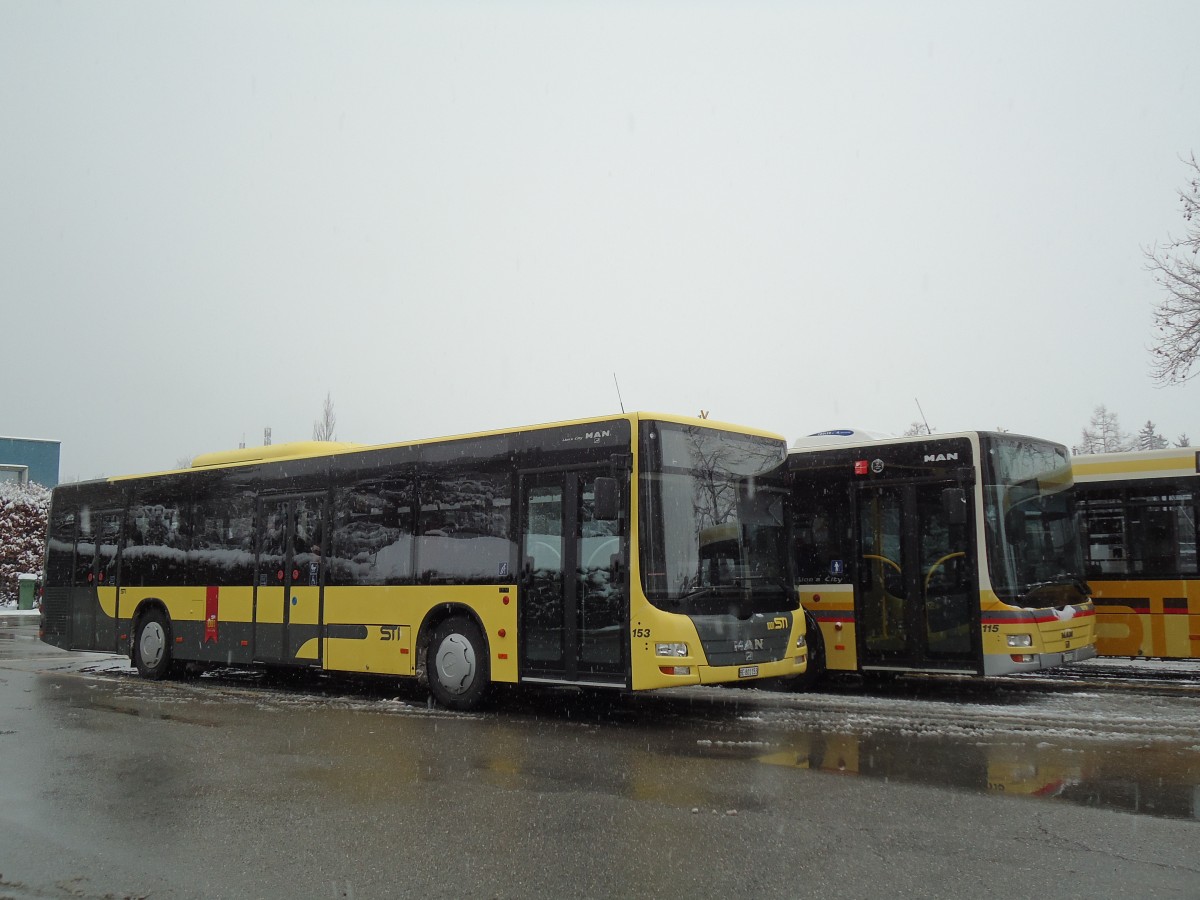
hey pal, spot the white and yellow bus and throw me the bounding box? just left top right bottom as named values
left=1072, top=447, right=1199, bottom=659
left=788, top=430, right=1096, bottom=684
left=39, top=413, right=807, bottom=708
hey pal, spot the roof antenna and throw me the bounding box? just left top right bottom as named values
left=613, top=373, right=626, bottom=414
left=915, top=398, right=932, bottom=434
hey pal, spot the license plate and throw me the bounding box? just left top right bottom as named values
left=738, top=665, right=759, bottom=678
left=1063, top=650, right=1076, bottom=663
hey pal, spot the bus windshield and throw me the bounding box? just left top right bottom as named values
left=982, top=435, right=1088, bottom=607
left=639, top=421, right=796, bottom=616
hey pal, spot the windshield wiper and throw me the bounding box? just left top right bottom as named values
left=1022, top=574, right=1092, bottom=598
left=677, top=585, right=723, bottom=602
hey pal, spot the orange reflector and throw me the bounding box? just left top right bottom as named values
left=240, top=640, right=249, bottom=647
left=175, top=637, right=183, bottom=643
left=498, top=653, right=508, bottom=660
left=400, top=647, right=410, bottom=654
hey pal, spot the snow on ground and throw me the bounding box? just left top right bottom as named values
left=0, top=604, right=41, bottom=616
left=732, top=683, right=1200, bottom=745
left=1073, top=656, right=1200, bottom=676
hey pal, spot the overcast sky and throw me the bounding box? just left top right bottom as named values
left=2, top=1, right=1198, bottom=481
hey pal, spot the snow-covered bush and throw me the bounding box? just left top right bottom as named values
left=0, top=481, right=50, bottom=604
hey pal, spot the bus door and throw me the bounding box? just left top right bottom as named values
left=71, top=508, right=123, bottom=652
left=855, top=479, right=978, bottom=672
left=254, top=494, right=326, bottom=666
left=518, top=469, right=627, bottom=686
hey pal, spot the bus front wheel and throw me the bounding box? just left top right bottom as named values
left=427, top=616, right=490, bottom=711
left=134, top=608, right=174, bottom=680
left=791, top=612, right=826, bottom=691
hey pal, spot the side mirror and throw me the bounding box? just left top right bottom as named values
left=593, top=477, right=620, bottom=521
left=942, top=487, right=967, bottom=525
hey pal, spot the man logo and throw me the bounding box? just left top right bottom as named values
left=924, top=452, right=959, bottom=463
left=733, top=639, right=765, bottom=652
left=564, top=428, right=614, bottom=445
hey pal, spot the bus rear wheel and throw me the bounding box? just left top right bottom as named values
left=134, top=608, right=174, bottom=680
left=427, top=616, right=490, bottom=711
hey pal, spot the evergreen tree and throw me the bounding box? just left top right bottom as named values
left=1136, top=421, right=1169, bottom=450
left=0, top=482, right=50, bottom=604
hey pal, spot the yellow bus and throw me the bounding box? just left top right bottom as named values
left=39, top=413, right=807, bottom=708
left=788, top=430, right=1096, bottom=684
left=1072, top=447, right=1199, bottom=659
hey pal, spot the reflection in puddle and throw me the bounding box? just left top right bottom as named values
left=740, top=729, right=1200, bottom=821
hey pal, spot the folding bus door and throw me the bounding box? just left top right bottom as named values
left=254, top=494, right=327, bottom=667
left=518, top=468, right=627, bottom=687
left=70, top=508, right=123, bottom=652
left=855, top=480, right=978, bottom=672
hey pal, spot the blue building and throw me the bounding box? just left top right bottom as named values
left=0, top=436, right=61, bottom=488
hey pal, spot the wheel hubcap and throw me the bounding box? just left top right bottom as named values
left=139, top=622, right=165, bottom=669
left=435, top=633, right=476, bottom=695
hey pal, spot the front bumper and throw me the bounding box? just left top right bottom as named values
left=984, top=643, right=1098, bottom=676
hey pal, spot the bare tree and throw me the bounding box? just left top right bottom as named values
left=1145, top=152, right=1200, bottom=384
left=1075, top=405, right=1133, bottom=454
left=902, top=421, right=928, bottom=437
left=313, top=393, right=337, bottom=441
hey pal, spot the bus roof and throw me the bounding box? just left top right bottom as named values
left=190, top=441, right=363, bottom=469
left=789, top=430, right=1058, bottom=454
left=1072, top=447, right=1200, bottom=482
left=96, top=412, right=785, bottom=483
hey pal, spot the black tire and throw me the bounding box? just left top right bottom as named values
left=427, top=616, right=490, bottom=710
left=133, top=607, right=174, bottom=680
left=791, top=612, right=826, bottom=691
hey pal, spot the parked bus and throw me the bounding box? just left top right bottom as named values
left=788, top=430, right=1096, bottom=684
left=1072, top=447, right=1199, bottom=659
left=39, top=413, right=807, bottom=708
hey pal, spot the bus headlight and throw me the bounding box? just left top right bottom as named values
left=1007, top=633, right=1033, bottom=648
left=656, top=642, right=688, bottom=657
left=796, top=633, right=807, bottom=649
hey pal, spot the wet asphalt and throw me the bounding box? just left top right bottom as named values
left=0, top=613, right=1197, bottom=899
